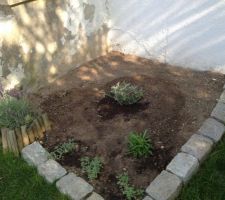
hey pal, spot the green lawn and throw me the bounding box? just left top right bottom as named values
left=178, top=137, right=225, bottom=200
left=0, top=148, right=68, bottom=200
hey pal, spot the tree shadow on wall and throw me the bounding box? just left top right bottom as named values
left=1, top=0, right=108, bottom=91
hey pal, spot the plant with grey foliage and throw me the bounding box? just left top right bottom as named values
left=80, top=156, right=103, bottom=180
left=117, top=172, right=144, bottom=200
left=107, top=82, right=144, bottom=105
left=50, top=139, right=77, bottom=160
left=0, top=96, right=37, bottom=129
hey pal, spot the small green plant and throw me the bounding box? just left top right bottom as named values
left=117, top=172, right=144, bottom=200
left=107, top=82, right=144, bottom=105
left=50, top=139, right=76, bottom=160
left=0, top=96, right=37, bottom=129
left=80, top=156, right=103, bottom=180
left=128, top=130, right=153, bottom=158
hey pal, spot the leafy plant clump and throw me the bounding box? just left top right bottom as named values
left=50, top=139, right=77, bottom=160
left=117, top=172, right=144, bottom=200
left=128, top=130, right=153, bottom=158
left=0, top=96, right=37, bottom=129
left=80, top=156, right=103, bottom=180
left=107, top=81, right=144, bottom=105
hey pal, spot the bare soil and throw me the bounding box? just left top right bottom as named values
left=29, top=52, right=224, bottom=200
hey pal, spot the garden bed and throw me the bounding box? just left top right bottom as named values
left=30, top=52, right=224, bottom=199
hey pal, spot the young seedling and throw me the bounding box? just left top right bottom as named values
left=50, top=139, right=77, bottom=160
left=117, top=172, right=144, bottom=200
left=128, top=130, right=153, bottom=158
left=80, top=156, right=103, bottom=180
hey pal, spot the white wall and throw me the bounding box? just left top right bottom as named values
left=108, top=0, right=225, bottom=73
left=0, top=0, right=108, bottom=91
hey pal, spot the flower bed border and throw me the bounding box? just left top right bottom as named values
left=20, top=85, right=225, bottom=200
left=1, top=113, right=51, bottom=156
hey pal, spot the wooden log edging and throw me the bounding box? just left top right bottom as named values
left=0, top=114, right=51, bottom=156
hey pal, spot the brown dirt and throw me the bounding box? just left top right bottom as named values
left=29, top=51, right=224, bottom=200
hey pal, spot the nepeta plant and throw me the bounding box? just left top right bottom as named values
left=128, top=130, right=153, bottom=158
left=80, top=156, right=103, bottom=180
left=117, top=172, right=144, bottom=200
left=50, top=139, right=77, bottom=160
left=107, top=82, right=144, bottom=105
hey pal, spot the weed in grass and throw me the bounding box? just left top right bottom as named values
left=50, top=139, right=77, bottom=161
left=107, top=82, right=144, bottom=105
left=80, top=156, right=103, bottom=180
left=128, top=130, right=153, bottom=158
left=117, top=172, right=144, bottom=200
left=0, top=96, right=38, bottom=129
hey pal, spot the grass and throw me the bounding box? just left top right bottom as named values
left=0, top=148, right=69, bottom=200
left=178, top=137, right=225, bottom=200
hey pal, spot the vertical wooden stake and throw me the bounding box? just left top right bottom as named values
left=21, top=126, right=30, bottom=146
left=15, top=128, right=23, bottom=152
left=1, top=128, right=9, bottom=153
left=27, top=126, right=35, bottom=143
left=34, top=119, right=44, bottom=139
left=30, top=122, right=39, bottom=139
left=42, top=113, right=51, bottom=131
left=8, top=130, right=19, bottom=156
left=38, top=116, right=46, bottom=133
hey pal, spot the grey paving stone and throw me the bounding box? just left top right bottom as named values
left=86, top=192, right=104, bottom=200
left=198, top=118, right=225, bottom=143
left=166, top=153, right=199, bottom=184
left=21, top=142, right=49, bottom=166
left=37, top=159, right=67, bottom=183
left=211, top=102, right=225, bottom=123
left=146, top=170, right=182, bottom=200
left=56, top=173, right=93, bottom=200
left=143, top=196, right=154, bottom=200
left=181, top=134, right=213, bottom=163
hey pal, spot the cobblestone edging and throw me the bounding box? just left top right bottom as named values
left=21, top=142, right=103, bottom=200
left=21, top=89, right=225, bottom=200
left=143, top=89, right=225, bottom=200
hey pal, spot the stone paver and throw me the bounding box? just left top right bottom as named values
left=56, top=173, right=93, bottom=200
left=86, top=192, right=104, bottom=200
left=21, top=142, right=49, bottom=166
left=37, top=159, right=67, bottom=183
left=166, top=153, right=199, bottom=184
left=181, top=134, right=213, bottom=163
left=143, top=196, right=154, bottom=200
left=146, top=170, right=182, bottom=200
left=198, top=118, right=225, bottom=143
left=211, top=102, right=225, bottom=123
